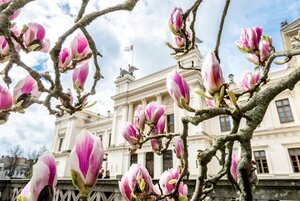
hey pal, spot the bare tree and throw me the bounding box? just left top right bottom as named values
left=6, top=145, right=23, bottom=178
left=25, top=146, right=47, bottom=178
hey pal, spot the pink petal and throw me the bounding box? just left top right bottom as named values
left=85, top=136, right=104, bottom=186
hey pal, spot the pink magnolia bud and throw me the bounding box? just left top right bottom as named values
left=156, top=167, right=188, bottom=198
left=175, top=36, right=186, bottom=48
left=259, top=40, right=272, bottom=63
left=119, top=164, right=153, bottom=201
left=174, top=137, right=184, bottom=159
left=23, top=22, right=50, bottom=52
left=240, top=71, right=260, bottom=91
left=151, top=139, right=162, bottom=152
left=236, top=27, right=262, bottom=52
left=72, top=62, right=89, bottom=91
left=0, top=84, right=13, bottom=111
left=70, top=130, right=104, bottom=193
left=246, top=54, right=260, bottom=65
left=145, top=102, right=166, bottom=125
left=155, top=115, right=166, bottom=134
left=0, top=0, right=21, bottom=21
left=70, top=33, right=91, bottom=60
left=58, top=48, right=71, bottom=72
left=13, top=75, right=41, bottom=104
left=201, top=51, right=225, bottom=94
left=122, top=122, right=141, bottom=145
left=166, top=70, right=190, bottom=109
left=21, top=151, right=57, bottom=201
left=169, top=7, right=183, bottom=34
left=134, top=104, right=146, bottom=132
left=230, top=153, right=238, bottom=182
left=205, top=98, right=215, bottom=108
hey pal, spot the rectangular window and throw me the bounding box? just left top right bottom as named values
left=108, top=133, right=112, bottom=147
left=58, top=138, right=64, bottom=152
left=163, top=150, right=173, bottom=171
left=219, top=115, right=231, bottom=132
left=254, top=150, right=269, bottom=174
left=275, top=99, right=294, bottom=123
left=98, top=135, right=103, bottom=142
left=130, top=154, right=138, bottom=166
left=167, top=114, right=175, bottom=133
left=288, top=148, right=300, bottom=173
left=146, top=152, right=154, bottom=178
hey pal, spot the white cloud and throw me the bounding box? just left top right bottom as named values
left=0, top=0, right=298, bottom=155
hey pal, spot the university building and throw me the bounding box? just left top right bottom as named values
left=51, top=19, right=300, bottom=180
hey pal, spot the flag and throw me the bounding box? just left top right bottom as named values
left=124, top=45, right=133, bottom=51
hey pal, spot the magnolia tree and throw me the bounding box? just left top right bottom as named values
left=0, top=0, right=300, bottom=201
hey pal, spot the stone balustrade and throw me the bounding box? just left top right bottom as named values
left=0, top=179, right=299, bottom=201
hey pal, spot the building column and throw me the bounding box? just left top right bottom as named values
left=111, top=106, right=118, bottom=146
left=122, top=104, right=129, bottom=123
left=156, top=93, right=162, bottom=105
left=138, top=152, right=146, bottom=167
left=142, top=98, right=147, bottom=107
left=154, top=154, right=163, bottom=179
left=128, top=103, right=134, bottom=123
left=65, top=118, right=76, bottom=150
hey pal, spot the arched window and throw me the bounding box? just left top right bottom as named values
left=146, top=152, right=154, bottom=178
left=163, top=150, right=173, bottom=171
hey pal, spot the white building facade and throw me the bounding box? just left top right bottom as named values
left=52, top=19, right=300, bottom=180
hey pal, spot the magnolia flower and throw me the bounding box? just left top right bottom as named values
left=119, top=164, right=153, bottom=201
left=145, top=102, right=166, bottom=125
left=122, top=122, right=141, bottom=145
left=169, top=7, right=183, bottom=34
left=151, top=139, right=162, bottom=152
left=154, top=167, right=188, bottom=200
left=23, top=22, right=50, bottom=52
left=151, top=115, right=165, bottom=152
left=0, top=84, right=13, bottom=111
left=166, top=70, right=190, bottom=109
left=201, top=51, right=225, bottom=94
left=134, top=105, right=146, bottom=132
left=230, top=153, right=238, bottom=182
left=13, top=75, right=41, bottom=107
left=72, top=62, right=89, bottom=91
left=240, top=72, right=260, bottom=91
left=259, top=40, right=272, bottom=63
left=58, top=48, right=72, bottom=72
left=174, top=137, right=184, bottom=159
left=70, top=130, right=104, bottom=195
left=0, top=25, right=20, bottom=62
left=236, top=27, right=262, bottom=52
left=247, top=54, right=260, bottom=65
left=0, top=0, right=21, bottom=21
left=18, top=151, right=57, bottom=201
left=70, top=33, right=91, bottom=60
left=175, top=36, right=186, bottom=48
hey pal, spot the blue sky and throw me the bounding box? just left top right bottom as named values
left=0, top=0, right=299, bottom=156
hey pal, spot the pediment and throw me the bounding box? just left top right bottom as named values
left=281, top=18, right=300, bottom=32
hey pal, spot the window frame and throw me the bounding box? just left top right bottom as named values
left=167, top=113, right=175, bottom=133
left=145, top=152, right=154, bottom=178
left=130, top=154, right=138, bottom=166
left=275, top=98, right=294, bottom=123
left=288, top=148, right=300, bottom=173
left=219, top=115, right=231, bottom=132
left=253, top=150, right=269, bottom=174
left=163, top=150, right=173, bottom=171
